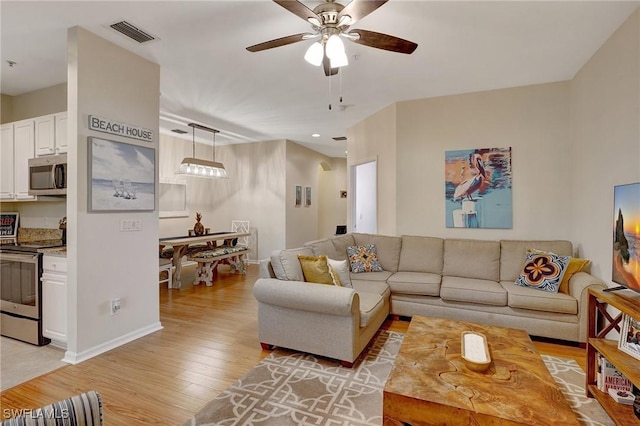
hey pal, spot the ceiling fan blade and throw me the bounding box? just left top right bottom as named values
left=323, top=55, right=339, bottom=77
left=274, top=0, right=321, bottom=23
left=338, top=0, right=388, bottom=26
left=349, top=29, right=418, bottom=54
left=246, top=33, right=313, bottom=52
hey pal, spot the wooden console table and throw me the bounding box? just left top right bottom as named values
left=586, top=287, right=640, bottom=424
left=159, top=231, right=250, bottom=288
left=383, top=315, right=579, bottom=425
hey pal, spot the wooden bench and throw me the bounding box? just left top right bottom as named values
left=187, top=246, right=251, bottom=286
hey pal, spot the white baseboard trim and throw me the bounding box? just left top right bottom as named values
left=62, top=322, right=163, bottom=365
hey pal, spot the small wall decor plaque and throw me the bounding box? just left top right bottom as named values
left=0, top=213, right=19, bottom=238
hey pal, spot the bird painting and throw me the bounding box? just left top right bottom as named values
left=453, top=153, right=487, bottom=201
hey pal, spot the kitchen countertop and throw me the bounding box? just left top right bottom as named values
left=38, top=246, right=66, bottom=256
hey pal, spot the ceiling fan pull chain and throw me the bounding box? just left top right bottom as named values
left=328, top=71, right=333, bottom=110
left=339, top=70, right=343, bottom=103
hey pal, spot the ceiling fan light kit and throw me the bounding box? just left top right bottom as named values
left=177, top=123, right=228, bottom=179
left=247, top=0, right=418, bottom=77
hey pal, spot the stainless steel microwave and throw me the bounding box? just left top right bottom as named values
left=28, top=154, right=67, bottom=195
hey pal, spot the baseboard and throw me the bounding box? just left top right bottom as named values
left=62, top=322, right=163, bottom=364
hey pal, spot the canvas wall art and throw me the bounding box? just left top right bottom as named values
left=88, top=137, right=155, bottom=212
left=445, top=147, right=512, bottom=228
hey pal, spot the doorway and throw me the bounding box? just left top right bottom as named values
left=351, top=160, right=377, bottom=234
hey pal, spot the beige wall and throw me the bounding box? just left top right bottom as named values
left=395, top=81, right=572, bottom=240
left=158, top=134, right=287, bottom=259
left=347, top=104, right=397, bottom=235
left=66, top=26, right=160, bottom=362
left=570, top=9, right=640, bottom=280
left=286, top=141, right=329, bottom=248
left=347, top=8, right=640, bottom=287
left=2, top=83, right=67, bottom=123
left=317, top=157, right=348, bottom=239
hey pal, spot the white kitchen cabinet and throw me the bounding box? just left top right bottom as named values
left=0, top=119, right=35, bottom=201
left=0, top=124, right=14, bottom=199
left=35, top=112, right=67, bottom=156
left=54, top=112, right=68, bottom=154
left=42, top=254, right=67, bottom=347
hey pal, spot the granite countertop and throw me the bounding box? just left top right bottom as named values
left=17, top=227, right=62, bottom=242
left=38, top=246, right=67, bottom=256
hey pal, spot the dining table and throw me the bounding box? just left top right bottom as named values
left=159, top=231, right=251, bottom=288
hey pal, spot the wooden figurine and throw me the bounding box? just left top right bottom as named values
left=193, top=212, right=205, bottom=236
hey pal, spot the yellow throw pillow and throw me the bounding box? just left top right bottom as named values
left=559, top=257, right=590, bottom=294
left=297, top=255, right=333, bottom=285
left=527, top=249, right=590, bottom=294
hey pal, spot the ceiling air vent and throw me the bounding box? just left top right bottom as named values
left=110, top=21, right=156, bottom=43
left=332, top=136, right=347, bottom=141
left=171, top=129, right=188, bottom=134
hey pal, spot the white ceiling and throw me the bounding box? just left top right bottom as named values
left=1, top=1, right=638, bottom=158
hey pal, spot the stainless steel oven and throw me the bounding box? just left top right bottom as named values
left=0, top=240, right=61, bottom=346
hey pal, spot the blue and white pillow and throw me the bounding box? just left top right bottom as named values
left=515, top=251, right=570, bottom=293
left=347, top=244, right=383, bottom=273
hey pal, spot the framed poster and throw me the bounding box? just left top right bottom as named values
left=445, top=147, right=512, bottom=229
left=88, top=137, right=155, bottom=212
left=295, top=185, right=302, bottom=207
left=305, top=186, right=311, bottom=207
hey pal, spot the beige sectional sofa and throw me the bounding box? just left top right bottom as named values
left=254, top=233, right=606, bottom=365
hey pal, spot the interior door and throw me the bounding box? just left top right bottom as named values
left=351, top=160, right=377, bottom=234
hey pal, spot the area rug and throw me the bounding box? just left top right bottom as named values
left=183, top=331, right=613, bottom=426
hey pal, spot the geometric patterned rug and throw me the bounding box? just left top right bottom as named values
left=182, top=331, right=614, bottom=426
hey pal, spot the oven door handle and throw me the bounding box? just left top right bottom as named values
left=0, top=253, right=39, bottom=263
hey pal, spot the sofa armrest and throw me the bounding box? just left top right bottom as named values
left=259, top=258, right=276, bottom=278
left=569, top=271, right=607, bottom=343
left=253, top=278, right=358, bottom=316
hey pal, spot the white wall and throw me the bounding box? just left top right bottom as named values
left=158, top=134, right=287, bottom=259
left=3, top=84, right=67, bottom=123
left=66, top=26, right=161, bottom=362
left=570, top=9, right=640, bottom=281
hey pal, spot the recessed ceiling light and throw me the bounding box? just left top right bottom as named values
left=312, top=133, right=320, bottom=138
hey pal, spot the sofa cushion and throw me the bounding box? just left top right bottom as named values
left=305, top=234, right=355, bottom=261
left=500, top=240, right=572, bottom=282
left=358, top=292, right=386, bottom=328
left=347, top=245, right=383, bottom=273
left=352, top=233, right=402, bottom=272
left=515, top=251, right=570, bottom=293
left=298, top=255, right=334, bottom=285
left=398, top=235, right=444, bottom=274
left=440, top=276, right=507, bottom=306
left=351, top=280, right=391, bottom=300
left=270, top=247, right=314, bottom=281
left=350, top=270, right=393, bottom=282
left=442, top=239, right=500, bottom=281
left=502, top=281, right=578, bottom=314
left=387, top=271, right=441, bottom=296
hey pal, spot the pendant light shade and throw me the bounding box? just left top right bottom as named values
left=325, top=34, right=345, bottom=59
left=304, top=42, right=324, bottom=66
left=177, top=123, right=228, bottom=178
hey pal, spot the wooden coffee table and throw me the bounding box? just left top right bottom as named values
left=383, top=316, right=579, bottom=425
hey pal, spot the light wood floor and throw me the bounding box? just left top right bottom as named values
left=0, top=264, right=586, bottom=425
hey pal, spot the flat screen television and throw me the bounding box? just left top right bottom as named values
left=612, top=182, right=640, bottom=293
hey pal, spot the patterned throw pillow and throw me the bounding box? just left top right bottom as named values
left=347, top=245, right=383, bottom=273
left=527, top=249, right=591, bottom=294
left=515, top=251, right=570, bottom=293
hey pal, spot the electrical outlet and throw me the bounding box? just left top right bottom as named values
left=110, top=298, right=121, bottom=315
left=120, top=219, right=143, bottom=231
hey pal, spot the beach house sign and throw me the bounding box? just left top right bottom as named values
left=88, top=115, right=153, bottom=142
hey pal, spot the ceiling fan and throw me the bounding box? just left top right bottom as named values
left=246, top=0, right=418, bottom=76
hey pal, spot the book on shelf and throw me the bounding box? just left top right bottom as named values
left=597, top=352, right=633, bottom=394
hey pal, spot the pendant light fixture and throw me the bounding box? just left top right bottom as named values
left=177, top=123, right=228, bottom=178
